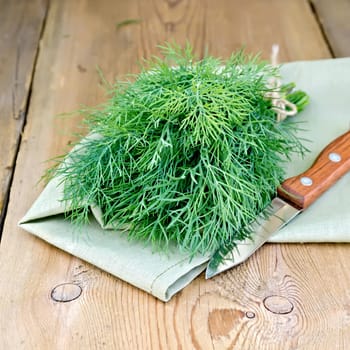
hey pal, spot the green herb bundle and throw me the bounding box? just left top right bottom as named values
left=52, top=43, right=308, bottom=257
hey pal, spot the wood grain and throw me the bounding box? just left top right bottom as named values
left=0, top=0, right=48, bottom=230
left=2, top=0, right=349, bottom=349
left=279, top=130, right=350, bottom=209
left=311, top=0, right=350, bottom=57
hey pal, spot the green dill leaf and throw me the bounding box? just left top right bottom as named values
left=49, top=43, right=309, bottom=258
left=116, top=18, right=142, bottom=30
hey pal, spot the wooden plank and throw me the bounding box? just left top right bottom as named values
left=311, top=0, right=350, bottom=57
left=1, top=0, right=344, bottom=348
left=0, top=0, right=48, bottom=230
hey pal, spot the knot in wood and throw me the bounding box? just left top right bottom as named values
left=51, top=283, right=82, bottom=303
left=245, top=311, right=255, bottom=319
left=208, top=308, right=244, bottom=338
left=263, top=295, right=294, bottom=314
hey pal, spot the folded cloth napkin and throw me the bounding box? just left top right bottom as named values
left=19, top=58, right=350, bottom=301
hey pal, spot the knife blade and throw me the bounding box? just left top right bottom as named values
left=206, top=130, right=350, bottom=278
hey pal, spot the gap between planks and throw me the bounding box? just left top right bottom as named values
left=308, top=0, right=335, bottom=58
left=0, top=1, right=49, bottom=240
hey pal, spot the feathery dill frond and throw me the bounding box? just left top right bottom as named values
left=50, top=43, right=308, bottom=256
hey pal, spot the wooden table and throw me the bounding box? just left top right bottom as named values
left=1, top=0, right=349, bottom=348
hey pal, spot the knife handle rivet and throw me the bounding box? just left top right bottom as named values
left=328, top=152, right=342, bottom=163
left=300, top=176, right=313, bottom=186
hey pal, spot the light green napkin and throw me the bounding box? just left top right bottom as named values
left=271, top=57, right=350, bottom=242
left=19, top=58, right=350, bottom=301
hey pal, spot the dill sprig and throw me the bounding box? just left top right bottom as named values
left=51, top=43, right=308, bottom=256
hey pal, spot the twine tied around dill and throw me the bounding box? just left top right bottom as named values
left=267, top=44, right=298, bottom=122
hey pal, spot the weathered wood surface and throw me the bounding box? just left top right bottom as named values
left=0, top=0, right=48, bottom=230
left=311, top=0, right=350, bottom=57
left=1, top=0, right=349, bottom=349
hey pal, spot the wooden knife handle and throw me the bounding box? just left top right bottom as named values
left=278, top=130, right=350, bottom=209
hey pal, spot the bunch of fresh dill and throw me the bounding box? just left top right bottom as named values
left=52, top=43, right=308, bottom=257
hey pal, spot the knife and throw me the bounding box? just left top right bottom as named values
left=206, top=130, right=350, bottom=279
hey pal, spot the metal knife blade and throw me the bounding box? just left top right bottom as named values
left=206, top=129, right=350, bottom=279
left=205, top=198, right=299, bottom=278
